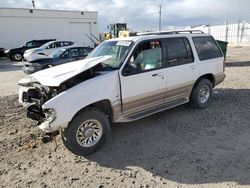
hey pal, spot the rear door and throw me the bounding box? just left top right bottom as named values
left=162, top=37, right=199, bottom=102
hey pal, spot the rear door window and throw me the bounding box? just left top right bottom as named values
left=165, top=37, right=194, bottom=67
left=193, top=36, right=223, bottom=61
left=26, top=41, right=35, bottom=48
left=54, top=42, right=61, bottom=48
left=62, top=41, right=72, bottom=47
left=48, top=42, right=56, bottom=49
left=79, top=48, right=90, bottom=56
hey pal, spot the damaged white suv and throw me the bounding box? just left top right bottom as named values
left=19, top=30, right=226, bottom=156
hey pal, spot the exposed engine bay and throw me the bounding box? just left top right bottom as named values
left=19, top=63, right=108, bottom=124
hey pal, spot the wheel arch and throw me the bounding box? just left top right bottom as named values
left=193, top=73, right=215, bottom=89
left=190, top=73, right=215, bottom=98
left=70, top=99, right=113, bottom=123
left=11, top=52, right=23, bottom=60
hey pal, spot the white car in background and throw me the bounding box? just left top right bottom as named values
left=23, top=40, right=74, bottom=60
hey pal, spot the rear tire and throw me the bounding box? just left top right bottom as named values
left=190, top=78, right=213, bottom=109
left=61, top=107, right=110, bottom=156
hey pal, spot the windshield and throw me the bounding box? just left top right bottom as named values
left=87, top=40, right=133, bottom=69
left=49, top=48, right=67, bottom=58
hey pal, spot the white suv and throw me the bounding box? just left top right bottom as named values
left=18, top=30, right=225, bottom=156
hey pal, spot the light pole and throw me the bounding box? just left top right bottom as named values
left=159, top=5, right=162, bottom=31
left=32, top=0, right=35, bottom=9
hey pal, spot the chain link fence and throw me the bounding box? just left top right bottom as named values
left=188, top=21, right=250, bottom=46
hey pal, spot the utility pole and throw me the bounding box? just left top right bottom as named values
left=225, top=20, right=228, bottom=42
left=159, top=5, right=162, bottom=31
left=32, top=0, right=35, bottom=9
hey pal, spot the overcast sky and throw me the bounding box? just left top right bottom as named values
left=0, top=0, right=249, bottom=31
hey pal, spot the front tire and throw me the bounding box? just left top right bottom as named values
left=190, top=78, right=213, bottom=109
left=12, top=52, right=23, bottom=61
left=61, top=108, right=110, bottom=156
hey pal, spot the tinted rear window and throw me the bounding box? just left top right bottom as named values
left=193, top=36, right=222, bottom=61
left=165, top=37, right=194, bottom=66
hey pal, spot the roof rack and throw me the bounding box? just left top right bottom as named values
left=138, top=30, right=204, bottom=36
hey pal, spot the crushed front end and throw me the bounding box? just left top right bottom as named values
left=19, top=82, right=58, bottom=132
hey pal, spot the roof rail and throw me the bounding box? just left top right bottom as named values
left=138, top=30, right=204, bottom=36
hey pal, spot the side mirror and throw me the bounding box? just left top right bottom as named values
left=123, top=66, right=132, bottom=75
left=123, top=63, right=142, bottom=75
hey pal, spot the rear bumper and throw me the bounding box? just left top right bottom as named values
left=215, top=73, right=226, bottom=86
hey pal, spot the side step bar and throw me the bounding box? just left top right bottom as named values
left=119, top=98, right=188, bottom=122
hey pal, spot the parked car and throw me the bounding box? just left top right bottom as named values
left=18, top=30, right=226, bottom=156
left=23, top=40, right=74, bottom=60
left=23, top=46, right=93, bottom=74
left=0, top=48, right=5, bottom=58
left=4, top=39, right=55, bottom=61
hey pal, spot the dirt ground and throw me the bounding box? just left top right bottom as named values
left=0, top=47, right=250, bottom=188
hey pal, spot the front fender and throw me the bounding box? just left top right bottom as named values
left=42, top=70, right=120, bottom=131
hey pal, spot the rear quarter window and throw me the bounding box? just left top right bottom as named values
left=193, top=36, right=223, bottom=61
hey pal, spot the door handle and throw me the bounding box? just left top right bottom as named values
left=152, top=73, right=165, bottom=79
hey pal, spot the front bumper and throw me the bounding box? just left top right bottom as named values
left=19, top=86, right=66, bottom=132
left=0, top=49, right=5, bottom=57
left=4, top=52, right=10, bottom=58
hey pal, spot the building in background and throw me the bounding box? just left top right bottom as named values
left=188, top=21, right=250, bottom=46
left=0, top=8, right=98, bottom=48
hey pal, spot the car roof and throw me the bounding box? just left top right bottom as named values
left=56, top=45, right=93, bottom=50
left=108, top=30, right=211, bottom=43
left=34, top=39, right=55, bottom=41
left=47, top=40, right=73, bottom=44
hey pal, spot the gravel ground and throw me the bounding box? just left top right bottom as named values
left=0, top=47, right=250, bottom=188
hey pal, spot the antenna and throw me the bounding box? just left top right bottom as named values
left=32, top=0, right=35, bottom=9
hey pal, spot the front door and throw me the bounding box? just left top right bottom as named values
left=120, top=40, right=166, bottom=117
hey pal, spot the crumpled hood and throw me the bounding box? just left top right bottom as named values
left=19, top=56, right=111, bottom=87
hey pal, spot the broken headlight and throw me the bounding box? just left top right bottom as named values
left=44, top=108, right=56, bottom=124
